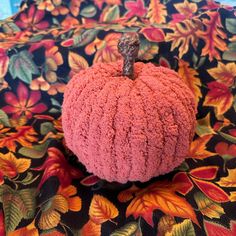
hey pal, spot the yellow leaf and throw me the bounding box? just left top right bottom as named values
left=89, top=194, right=119, bottom=224
left=38, top=195, right=68, bottom=230
left=188, top=135, right=215, bottom=159
left=147, top=0, right=167, bottom=24
left=126, top=181, right=199, bottom=226
left=166, top=19, right=202, bottom=58
left=110, top=222, right=139, bottom=236
left=178, top=59, right=202, bottom=104
left=80, top=219, right=101, bottom=236
left=217, top=169, right=236, bottom=187
left=165, top=219, right=195, bottom=236
left=229, top=192, right=236, bottom=202
left=68, top=51, right=88, bottom=74
left=138, top=40, right=159, bottom=61
left=196, top=113, right=216, bottom=137
left=174, top=0, right=197, bottom=16
left=194, top=192, right=225, bottom=219
left=157, top=215, right=176, bottom=236
left=207, top=62, right=236, bottom=87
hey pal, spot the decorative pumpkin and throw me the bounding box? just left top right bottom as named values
left=62, top=33, right=196, bottom=183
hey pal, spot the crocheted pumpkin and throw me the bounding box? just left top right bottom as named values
left=62, top=33, right=196, bottom=183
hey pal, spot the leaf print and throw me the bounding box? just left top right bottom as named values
left=68, top=52, right=89, bottom=77
left=177, top=59, right=202, bottom=104
left=166, top=19, right=202, bottom=58
left=172, top=172, right=194, bottom=195
left=126, top=181, right=199, bottom=226
left=110, top=222, right=139, bottom=236
left=203, top=82, right=233, bottom=116
left=0, top=126, right=38, bottom=152
left=140, top=27, right=165, bottom=43
left=100, top=5, right=120, bottom=23
left=188, top=135, right=215, bottom=159
left=197, top=11, right=228, bottom=61
left=0, top=152, right=31, bottom=184
left=117, top=184, right=140, bottom=202
left=8, top=220, right=38, bottom=236
left=230, top=192, right=236, bottom=202
left=0, top=109, right=10, bottom=127
left=189, top=166, right=218, bottom=180
left=196, top=113, right=216, bottom=137
left=94, top=0, right=121, bottom=9
left=215, top=142, right=236, bottom=161
left=165, top=219, right=195, bottom=236
left=89, top=194, right=119, bottom=224
left=79, top=219, right=101, bottom=236
left=85, top=33, right=122, bottom=63
left=0, top=186, right=36, bottom=233
left=191, top=178, right=229, bottom=203
left=194, top=192, right=225, bottom=219
left=223, top=42, right=236, bottom=61
left=217, top=169, right=236, bottom=187
left=207, top=62, right=236, bottom=87
left=80, top=5, right=97, bottom=18
left=204, top=220, right=236, bottom=236
left=33, top=147, right=83, bottom=188
left=124, top=0, right=147, bottom=19
left=138, top=39, right=158, bottom=60
left=80, top=175, right=100, bottom=187
left=147, top=0, right=167, bottom=24
left=0, top=48, right=9, bottom=78
left=9, top=51, right=40, bottom=84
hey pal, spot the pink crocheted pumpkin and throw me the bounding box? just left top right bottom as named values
left=62, top=33, right=196, bottom=183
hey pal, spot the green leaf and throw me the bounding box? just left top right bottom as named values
left=0, top=109, right=10, bottom=127
left=9, top=51, right=39, bottom=84
left=18, top=140, right=50, bottom=158
left=218, top=131, right=236, bottom=144
left=223, top=42, right=236, bottom=61
left=80, top=5, right=97, bottom=18
left=196, top=114, right=215, bottom=137
left=29, top=34, right=44, bottom=43
left=2, top=22, right=20, bottom=33
left=1, top=186, right=36, bottom=233
left=110, top=222, right=138, bottom=236
left=40, top=122, right=55, bottom=135
left=50, top=98, right=61, bottom=108
left=138, top=39, right=159, bottom=60
left=20, top=172, right=40, bottom=185
left=103, top=5, right=120, bottom=23
left=194, top=192, right=225, bottom=219
left=166, top=219, right=195, bottom=236
left=175, top=161, right=189, bottom=171
left=226, top=18, right=236, bottom=34
left=74, top=29, right=98, bottom=47
left=49, top=108, right=61, bottom=113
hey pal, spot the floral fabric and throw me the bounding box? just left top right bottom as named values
left=0, top=0, right=236, bottom=235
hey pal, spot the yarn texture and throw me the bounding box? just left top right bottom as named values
left=62, top=60, right=196, bottom=183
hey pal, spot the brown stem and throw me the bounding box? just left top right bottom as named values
left=118, top=32, right=140, bottom=80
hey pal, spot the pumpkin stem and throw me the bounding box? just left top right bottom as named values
left=118, top=32, right=140, bottom=80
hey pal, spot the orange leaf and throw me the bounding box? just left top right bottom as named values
left=89, top=194, right=119, bottom=224
left=80, top=219, right=101, bottom=236
left=126, top=181, right=199, bottom=226
left=203, top=81, right=233, bottom=116
left=117, top=184, right=140, bottom=202
left=8, top=220, right=38, bottom=236
left=188, top=135, right=215, bottom=159
left=190, top=166, right=218, bottom=180
left=140, top=27, right=165, bottom=43
left=87, top=33, right=122, bottom=63
left=207, top=62, right=236, bottom=87
left=177, top=59, right=202, bottom=104
left=166, top=19, right=202, bottom=58
left=0, top=49, right=9, bottom=78
left=68, top=51, right=88, bottom=76
left=192, top=177, right=230, bottom=203
left=0, top=126, right=38, bottom=152
left=174, top=0, right=197, bottom=16
left=197, top=11, right=228, bottom=61
left=70, top=0, right=83, bottom=17
left=147, top=0, right=167, bottom=24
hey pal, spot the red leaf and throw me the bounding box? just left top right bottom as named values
left=159, top=57, right=171, bottom=68
left=204, top=220, right=236, bottom=236
left=229, top=129, right=236, bottom=137
left=172, top=172, right=194, bottom=195
left=80, top=175, right=100, bottom=186
left=34, top=115, right=55, bottom=120
left=0, top=211, right=5, bottom=236
left=203, top=81, right=233, bottom=116
left=190, top=166, right=218, bottom=180
left=124, top=0, right=147, bottom=19
left=140, top=27, right=165, bottom=42
left=192, top=177, right=229, bottom=203
left=215, top=142, right=236, bottom=157
left=61, top=38, right=74, bottom=47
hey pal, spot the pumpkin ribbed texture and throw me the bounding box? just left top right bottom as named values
left=62, top=61, right=196, bottom=183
